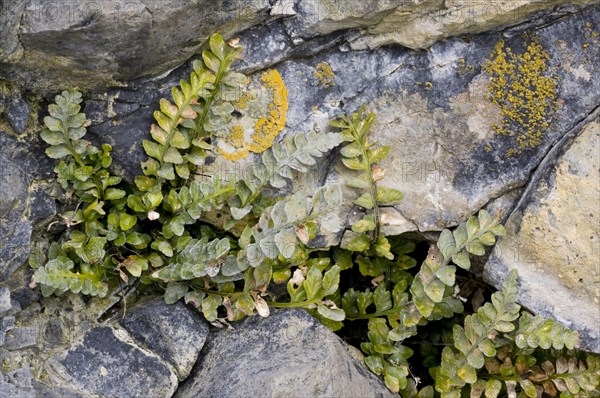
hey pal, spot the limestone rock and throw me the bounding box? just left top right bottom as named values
left=119, top=297, right=209, bottom=380
left=0, top=0, right=271, bottom=93
left=47, top=326, right=178, bottom=398
left=484, top=118, right=600, bottom=353
left=176, top=309, right=395, bottom=398
left=0, top=133, right=55, bottom=282
left=350, top=0, right=598, bottom=50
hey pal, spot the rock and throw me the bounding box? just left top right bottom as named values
left=0, top=288, right=11, bottom=316
left=0, top=366, right=35, bottom=398
left=0, top=316, right=15, bottom=347
left=119, top=297, right=209, bottom=380
left=0, top=133, right=54, bottom=282
left=0, top=0, right=271, bottom=93
left=47, top=326, right=178, bottom=398
left=275, top=4, right=600, bottom=233
left=176, top=309, right=395, bottom=398
left=484, top=117, right=600, bottom=353
left=4, top=325, right=39, bottom=351
left=349, top=0, right=597, bottom=50
left=6, top=94, right=30, bottom=134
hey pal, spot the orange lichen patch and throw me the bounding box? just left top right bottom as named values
left=217, top=125, right=249, bottom=161
left=233, top=91, right=256, bottom=110
left=216, top=69, right=288, bottom=162
left=247, top=69, right=288, bottom=153
left=483, top=37, right=559, bottom=156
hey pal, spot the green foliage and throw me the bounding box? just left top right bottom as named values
left=32, top=32, right=597, bottom=398
left=435, top=271, right=598, bottom=397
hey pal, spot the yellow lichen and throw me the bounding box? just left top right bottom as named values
left=247, top=69, right=288, bottom=153
left=216, top=69, right=288, bottom=161
left=456, top=58, right=475, bottom=75
left=483, top=37, right=559, bottom=156
left=583, top=22, right=599, bottom=51
left=233, top=91, right=255, bottom=110
left=313, top=62, right=335, bottom=88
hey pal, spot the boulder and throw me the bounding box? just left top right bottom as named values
left=484, top=117, right=600, bottom=352
left=0, top=0, right=271, bottom=93
left=120, top=297, right=209, bottom=379
left=176, top=309, right=395, bottom=398
left=46, top=326, right=178, bottom=398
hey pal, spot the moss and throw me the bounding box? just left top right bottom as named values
left=483, top=36, right=559, bottom=156
left=313, top=62, right=335, bottom=88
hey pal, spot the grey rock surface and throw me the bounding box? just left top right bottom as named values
left=484, top=116, right=600, bottom=353
left=120, top=297, right=209, bottom=380
left=176, top=308, right=395, bottom=398
left=0, top=0, right=271, bottom=93
left=47, top=326, right=178, bottom=398
left=0, top=133, right=55, bottom=282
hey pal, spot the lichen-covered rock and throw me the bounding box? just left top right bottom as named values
left=119, top=297, right=209, bottom=380
left=175, top=309, right=395, bottom=398
left=46, top=326, right=178, bottom=398
left=349, top=0, right=598, bottom=50
left=0, top=0, right=271, bottom=93
left=484, top=118, right=600, bottom=353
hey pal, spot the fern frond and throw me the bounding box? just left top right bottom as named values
left=142, top=33, right=246, bottom=181
left=515, top=312, right=580, bottom=350
left=411, top=210, right=506, bottom=318
left=242, top=184, right=343, bottom=267
left=32, top=256, right=108, bottom=297
left=436, top=270, right=521, bottom=394
left=151, top=237, right=231, bottom=281
left=229, top=130, right=342, bottom=219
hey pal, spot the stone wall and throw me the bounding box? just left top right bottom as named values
left=1, top=0, right=599, bottom=395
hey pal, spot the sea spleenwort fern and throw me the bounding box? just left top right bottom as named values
left=31, top=32, right=599, bottom=398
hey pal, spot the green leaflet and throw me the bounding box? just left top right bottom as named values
left=151, top=237, right=230, bottom=281
left=244, top=184, right=343, bottom=267
left=33, top=256, right=107, bottom=297
left=231, top=130, right=343, bottom=214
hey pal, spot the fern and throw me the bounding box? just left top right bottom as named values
left=32, top=256, right=107, bottom=297
left=243, top=183, right=343, bottom=267
left=332, top=105, right=403, bottom=244
left=141, top=33, right=245, bottom=182
left=151, top=237, right=230, bottom=281
left=229, top=130, right=343, bottom=221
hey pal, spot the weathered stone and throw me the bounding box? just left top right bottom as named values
left=350, top=0, right=598, bottom=50
left=0, top=0, right=271, bottom=93
left=0, top=366, right=35, bottom=398
left=0, top=316, right=15, bottom=347
left=276, top=5, right=600, bottom=234
left=176, top=309, right=395, bottom=398
left=47, top=326, right=178, bottom=398
left=4, top=325, right=39, bottom=350
left=6, top=94, right=30, bottom=134
left=119, top=297, right=209, bottom=380
left=484, top=118, right=600, bottom=352
left=0, top=288, right=11, bottom=316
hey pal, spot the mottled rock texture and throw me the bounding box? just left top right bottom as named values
left=120, top=297, right=209, bottom=379
left=485, top=117, right=600, bottom=352
left=1, top=0, right=599, bottom=395
left=176, top=309, right=395, bottom=398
